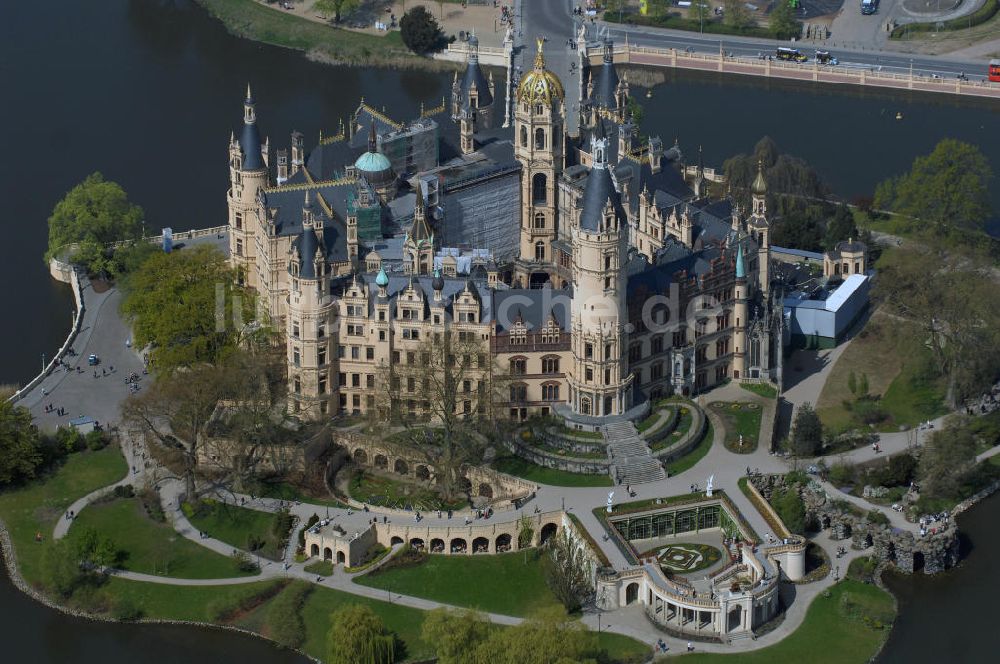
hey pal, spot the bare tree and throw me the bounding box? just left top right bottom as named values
left=374, top=331, right=506, bottom=501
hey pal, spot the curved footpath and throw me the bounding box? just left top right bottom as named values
left=18, top=277, right=980, bottom=656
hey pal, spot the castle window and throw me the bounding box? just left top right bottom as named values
left=651, top=362, right=663, bottom=380
left=293, top=377, right=301, bottom=394
left=534, top=128, right=545, bottom=150
left=532, top=173, right=547, bottom=203
left=293, top=347, right=300, bottom=367
left=319, top=374, right=327, bottom=395
left=585, top=343, right=593, bottom=359
left=535, top=104, right=543, bottom=115
left=366, top=347, right=374, bottom=360
left=367, top=374, right=375, bottom=389
left=581, top=397, right=592, bottom=415
left=318, top=347, right=326, bottom=366
left=317, top=324, right=325, bottom=338
left=652, top=335, right=664, bottom=354
left=534, top=213, right=546, bottom=229
left=510, top=383, right=528, bottom=403
left=628, top=343, right=642, bottom=362
left=292, top=321, right=300, bottom=338
left=585, top=367, right=593, bottom=382
left=234, top=212, right=242, bottom=230
left=535, top=241, right=545, bottom=261
left=510, top=358, right=527, bottom=375
left=235, top=239, right=243, bottom=256
left=542, top=383, right=560, bottom=401
left=542, top=356, right=560, bottom=374
left=520, top=126, right=527, bottom=147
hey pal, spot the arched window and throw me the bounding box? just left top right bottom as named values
left=535, top=241, right=545, bottom=261
left=535, top=128, right=545, bottom=150
left=535, top=104, right=543, bottom=115
left=532, top=173, right=547, bottom=203
left=581, top=397, right=592, bottom=415
left=542, top=383, right=560, bottom=401
left=520, top=126, right=527, bottom=147
left=509, top=357, right=527, bottom=375
left=534, top=213, right=546, bottom=229
left=542, top=356, right=560, bottom=373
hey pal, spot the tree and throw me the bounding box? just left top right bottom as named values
left=314, top=0, right=361, bottom=23
left=823, top=204, right=857, bottom=251
left=471, top=607, right=598, bottom=664
left=326, top=604, right=395, bottom=664
left=541, top=530, right=594, bottom=613
left=874, top=139, right=993, bottom=237
left=0, top=401, right=42, bottom=485
left=421, top=608, right=493, bottom=664
left=120, top=244, right=254, bottom=371
left=918, top=418, right=978, bottom=500
left=375, top=332, right=504, bottom=501
left=875, top=246, right=1000, bottom=407
left=123, top=363, right=227, bottom=499
left=400, top=6, right=442, bottom=54
left=791, top=402, right=823, bottom=457
left=768, top=1, right=801, bottom=40
left=687, top=1, right=710, bottom=26
left=45, top=172, right=146, bottom=276
left=40, top=539, right=85, bottom=598
left=74, top=526, right=121, bottom=569
left=723, top=0, right=755, bottom=29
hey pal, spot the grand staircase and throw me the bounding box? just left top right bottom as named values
left=604, top=421, right=666, bottom=485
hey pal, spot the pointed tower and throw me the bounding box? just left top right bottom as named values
left=286, top=191, right=336, bottom=420
left=515, top=39, right=565, bottom=270
left=567, top=137, right=632, bottom=418
left=732, top=242, right=748, bottom=380
left=403, top=192, right=434, bottom=275
left=748, top=159, right=771, bottom=295
left=693, top=146, right=707, bottom=199
left=228, top=84, right=269, bottom=287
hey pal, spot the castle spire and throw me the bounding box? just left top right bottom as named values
left=736, top=242, right=746, bottom=280
left=368, top=121, right=377, bottom=154
left=752, top=158, right=768, bottom=195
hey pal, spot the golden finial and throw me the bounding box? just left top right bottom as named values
left=534, top=37, right=545, bottom=69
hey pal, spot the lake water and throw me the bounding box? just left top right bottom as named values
left=0, top=0, right=997, bottom=660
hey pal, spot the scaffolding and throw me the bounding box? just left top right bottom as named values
left=348, top=190, right=382, bottom=242
left=440, top=167, right=520, bottom=261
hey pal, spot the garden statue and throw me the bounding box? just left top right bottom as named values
left=706, top=475, right=714, bottom=497
left=607, top=491, right=615, bottom=513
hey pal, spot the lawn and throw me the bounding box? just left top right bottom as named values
left=304, top=560, right=334, bottom=576
left=712, top=402, right=762, bottom=453
left=816, top=313, right=946, bottom=432
left=69, top=497, right=255, bottom=578
left=0, top=446, right=127, bottom=583
left=664, top=422, right=713, bottom=476
left=256, top=479, right=348, bottom=508
left=353, top=550, right=561, bottom=617
left=348, top=470, right=468, bottom=511
left=101, top=577, right=286, bottom=622
left=185, top=499, right=290, bottom=561
left=651, top=405, right=693, bottom=452
left=682, top=580, right=895, bottom=664
left=741, top=382, right=778, bottom=398
left=493, top=455, right=613, bottom=487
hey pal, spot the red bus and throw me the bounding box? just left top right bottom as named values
left=990, top=59, right=1000, bottom=82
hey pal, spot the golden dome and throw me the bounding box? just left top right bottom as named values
left=516, top=39, right=565, bottom=105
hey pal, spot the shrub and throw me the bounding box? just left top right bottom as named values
left=112, top=596, right=143, bottom=621
left=232, top=550, right=260, bottom=574
left=867, top=509, right=890, bottom=526
left=267, top=583, right=312, bottom=648
left=298, top=513, right=320, bottom=551
left=829, top=462, right=856, bottom=487
left=85, top=430, right=109, bottom=451
left=139, top=487, right=165, bottom=522
left=112, top=484, right=135, bottom=499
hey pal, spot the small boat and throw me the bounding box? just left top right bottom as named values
left=895, top=112, right=903, bottom=120
left=645, top=89, right=652, bottom=99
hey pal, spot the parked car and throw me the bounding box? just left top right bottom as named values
left=88, top=354, right=99, bottom=366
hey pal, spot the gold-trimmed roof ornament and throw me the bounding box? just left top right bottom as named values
left=516, top=38, right=565, bottom=105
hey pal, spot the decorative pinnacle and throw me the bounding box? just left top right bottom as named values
left=534, top=38, right=546, bottom=69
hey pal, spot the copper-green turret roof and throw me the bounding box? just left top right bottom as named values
left=735, top=241, right=746, bottom=279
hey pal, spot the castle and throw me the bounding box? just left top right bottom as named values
left=226, top=37, right=782, bottom=427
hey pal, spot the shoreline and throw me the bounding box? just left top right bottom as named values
left=194, top=0, right=459, bottom=72
left=0, top=517, right=319, bottom=663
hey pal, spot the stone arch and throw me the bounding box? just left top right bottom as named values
left=496, top=533, right=512, bottom=552
left=410, top=537, right=425, bottom=550
left=374, top=454, right=388, bottom=470
left=472, top=536, right=490, bottom=553
left=450, top=537, right=468, bottom=554
left=323, top=547, right=333, bottom=561
left=539, top=522, right=558, bottom=544
left=534, top=127, right=545, bottom=149
left=310, top=543, right=319, bottom=557
left=390, top=536, right=404, bottom=546
left=625, top=582, right=639, bottom=605
left=353, top=449, right=368, bottom=465
left=727, top=605, right=743, bottom=632
left=478, top=483, right=494, bottom=499
left=337, top=550, right=346, bottom=564
left=457, top=476, right=472, bottom=493
left=430, top=538, right=445, bottom=553
left=415, top=465, right=430, bottom=481
left=394, top=458, right=409, bottom=475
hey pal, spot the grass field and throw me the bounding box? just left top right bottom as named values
left=304, top=560, right=334, bottom=576
left=741, top=382, right=778, bottom=399
left=682, top=580, right=895, bottom=664
left=348, top=470, right=467, bottom=511
left=816, top=313, right=946, bottom=432
left=185, top=500, right=289, bottom=561
left=0, top=446, right=127, bottom=584
left=493, top=455, right=613, bottom=487
left=69, top=497, right=255, bottom=578
left=665, top=421, right=713, bottom=476
left=353, top=550, right=561, bottom=617
left=712, top=402, right=762, bottom=453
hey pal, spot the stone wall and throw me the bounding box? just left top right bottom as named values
left=750, top=474, right=960, bottom=575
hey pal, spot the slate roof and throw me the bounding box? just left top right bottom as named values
left=579, top=163, right=626, bottom=232
left=589, top=43, right=620, bottom=109
left=240, top=120, right=264, bottom=171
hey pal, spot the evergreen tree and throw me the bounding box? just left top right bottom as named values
left=400, top=6, right=442, bottom=54
left=791, top=402, right=823, bottom=457
left=0, top=401, right=43, bottom=485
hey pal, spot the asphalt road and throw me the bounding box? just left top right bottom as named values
left=518, top=0, right=991, bottom=89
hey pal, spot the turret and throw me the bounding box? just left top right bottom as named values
left=227, top=84, right=269, bottom=287
left=732, top=242, right=748, bottom=380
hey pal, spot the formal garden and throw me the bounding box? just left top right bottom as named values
left=711, top=401, right=762, bottom=453
left=639, top=542, right=724, bottom=575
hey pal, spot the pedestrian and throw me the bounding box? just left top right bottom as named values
left=687, top=642, right=694, bottom=652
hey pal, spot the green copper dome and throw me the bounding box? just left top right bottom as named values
left=355, top=150, right=392, bottom=174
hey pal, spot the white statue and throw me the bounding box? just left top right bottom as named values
left=606, top=491, right=615, bottom=513
left=706, top=475, right=715, bottom=497
left=739, top=434, right=744, bottom=447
